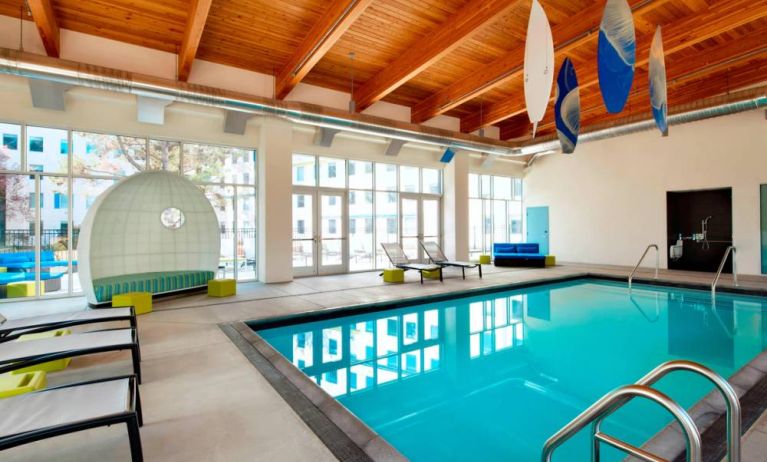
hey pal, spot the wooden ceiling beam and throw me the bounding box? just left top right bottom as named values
left=411, top=0, right=672, bottom=124
left=352, top=0, right=523, bottom=112
left=275, top=0, right=373, bottom=100
left=463, top=0, right=767, bottom=134
left=178, top=0, right=213, bottom=82
left=26, top=0, right=60, bottom=57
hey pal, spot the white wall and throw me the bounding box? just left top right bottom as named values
left=524, top=109, right=767, bottom=275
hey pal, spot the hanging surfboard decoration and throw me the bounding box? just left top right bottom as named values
left=597, top=0, right=636, bottom=113
left=554, top=58, right=580, bottom=154
left=649, top=26, right=668, bottom=136
left=524, top=0, right=555, bottom=138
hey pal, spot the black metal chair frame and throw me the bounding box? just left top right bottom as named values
left=0, top=307, right=137, bottom=343
left=380, top=244, right=444, bottom=284
left=419, top=241, right=482, bottom=279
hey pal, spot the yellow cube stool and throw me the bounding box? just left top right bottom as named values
left=15, top=329, right=72, bottom=373
left=383, top=268, right=405, bottom=283
left=208, top=279, right=236, bottom=297
left=7, top=281, right=40, bottom=298
left=0, top=371, right=47, bottom=399
left=545, top=255, right=556, bottom=267
left=479, top=255, right=492, bottom=265
left=422, top=269, right=442, bottom=280
left=112, top=292, right=153, bottom=315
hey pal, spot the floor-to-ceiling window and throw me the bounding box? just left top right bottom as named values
left=468, top=174, right=523, bottom=259
left=292, top=154, right=442, bottom=275
left=0, top=122, right=258, bottom=301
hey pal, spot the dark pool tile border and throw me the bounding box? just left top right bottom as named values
left=220, top=321, right=407, bottom=462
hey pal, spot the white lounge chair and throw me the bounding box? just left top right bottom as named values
left=0, top=307, right=136, bottom=342
left=380, top=243, right=443, bottom=284
left=420, top=241, right=482, bottom=279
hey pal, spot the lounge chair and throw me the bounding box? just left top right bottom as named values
left=0, top=307, right=136, bottom=342
left=420, top=241, right=482, bottom=279
left=0, top=375, right=143, bottom=461
left=0, top=329, right=142, bottom=383
left=380, top=243, right=443, bottom=284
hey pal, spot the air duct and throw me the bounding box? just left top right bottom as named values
left=0, top=48, right=523, bottom=157
left=519, top=87, right=767, bottom=160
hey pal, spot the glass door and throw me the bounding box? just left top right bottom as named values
left=292, top=191, right=315, bottom=277
left=422, top=197, right=441, bottom=257
left=400, top=195, right=421, bottom=261
left=292, top=190, right=347, bottom=276
left=318, top=191, right=346, bottom=274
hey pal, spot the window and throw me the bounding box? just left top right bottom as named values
left=292, top=154, right=316, bottom=186
left=29, top=137, right=44, bottom=152
left=2, top=133, right=18, bottom=150
left=328, top=196, right=336, bottom=206
left=328, top=219, right=337, bottom=234
left=54, top=192, right=68, bottom=209
left=328, top=164, right=337, bottom=178
left=387, top=218, right=397, bottom=234
left=297, top=195, right=305, bottom=208
left=296, top=166, right=305, bottom=182
left=319, top=157, right=345, bottom=188
left=149, top=139, right=180, bottom=171
left=469, top=174, right=523, bottom=258
left=399, top=165, right=419, bottom=193
left=60, top=139, right=68, bottom=155
left=297, top=220, right=305, bottom=235
left=29, top=192, right=42, bottom=208
left=349, top=191, right=356, bottom=205
left=349, top=219, right=357, bottom=234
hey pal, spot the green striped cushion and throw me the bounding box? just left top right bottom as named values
left=93, top=270, right=215, bottom=303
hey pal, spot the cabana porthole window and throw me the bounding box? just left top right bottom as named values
left=469, top=174, right=524, bottom=259
left=0, top=121, right=258, bottom=301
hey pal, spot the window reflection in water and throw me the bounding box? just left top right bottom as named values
left=469, top=295, right=525, bottom=359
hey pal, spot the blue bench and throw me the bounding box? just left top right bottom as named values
left=493, top=243, right=546, bottom=267
left=0, top=251, right=74, bottom=272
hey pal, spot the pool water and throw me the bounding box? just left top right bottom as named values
left=256, top=279, right=767, bottom=461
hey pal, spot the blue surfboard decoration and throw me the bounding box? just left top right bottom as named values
left=555, top=58, right=580, bottom=154
left=649, top=26, right=668, bottom=136
left=598, top=0, right=636, bottom=113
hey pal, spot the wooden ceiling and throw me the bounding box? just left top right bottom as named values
left=1, top=0, right=766, bottom=140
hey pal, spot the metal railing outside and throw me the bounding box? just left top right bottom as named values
left=629, top=244, right=659, bottom=290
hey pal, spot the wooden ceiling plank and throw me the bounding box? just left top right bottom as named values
left=178, top=0, right=214, bottom=82
left=463, top=0, right=767, bottom=134
left=411, top=0, right=674, bottom=124
left=275, top=0, right=374, bottom=100
left=352, top=0, right=523, bottom=112
left=26, top=0, right=60, bottom=57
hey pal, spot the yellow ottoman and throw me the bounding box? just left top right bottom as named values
left=7, top=281, right=39, bottom=298
left=422, top=269, right=442, bottom=280
left=0, top=371, right=46, bottom=399
left=479, top=255, right=492, bottom=265
left=208, top=279, right=236, bottom=297
left=15, top=329, right=72, bottom=373
left=383, top=268, right=405, bottom=283
left=545, top=255, right=556, bottom=267
left=112, top=292, right=152, bottom=315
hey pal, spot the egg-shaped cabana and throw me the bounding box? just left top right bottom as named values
left=78, top=171, right=220, bottom=305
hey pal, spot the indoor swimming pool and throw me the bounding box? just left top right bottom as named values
left=255, top=279, right=767, bottom=461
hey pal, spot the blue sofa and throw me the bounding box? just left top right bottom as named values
left=493, top=243, right=546, bottom=267
left=0, top=251, right=73, bottom=271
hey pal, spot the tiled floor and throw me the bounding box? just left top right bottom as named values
left=2, top=263, right=767, bottom=461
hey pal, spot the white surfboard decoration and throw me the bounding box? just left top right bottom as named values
left=524, top=0, right=555, bottom=138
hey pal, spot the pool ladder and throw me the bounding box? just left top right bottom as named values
left=712, top=246, right=738, bottom=300
left=628, top=244, right=659, bottom=290
left=541, top=360, right=741, bottom=462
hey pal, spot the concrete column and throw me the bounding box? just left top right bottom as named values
left=443, top=151, right=469, bottom=261
left=257, top=117, right=294, bottom=283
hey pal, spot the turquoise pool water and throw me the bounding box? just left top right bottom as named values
left=256, top=279, right=767, bottom=461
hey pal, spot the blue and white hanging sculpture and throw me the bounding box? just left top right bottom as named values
left=554, top=58, right=580, bottom=154
left=649, top=26, right=668, bottom=136
left=597, top=0, right=636, bottom=113
left=524, top=0, right=555, bottom=137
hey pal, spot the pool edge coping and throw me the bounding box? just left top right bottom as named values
left=223, top=272, right=767, bottom=462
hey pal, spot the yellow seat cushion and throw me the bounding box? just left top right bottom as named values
left=15, top=329, right=72, bottom=373
left=383, top=268, right=404, bottom=283
left=7, top=281, right=39, bottom=298
left=422, top=269, right=442, bottom=280
left=479, top=255, right=492, bottom=265
left=0, top=371, right=46, bottom=399
left=545, top=255, right=556, bottom=267
left=112, top=292, right=153, bottom=315
left=208, top=279, right=236, bottom=297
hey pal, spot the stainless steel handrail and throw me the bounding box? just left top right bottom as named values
left=712, top=246, right=738, bottom=298
left=635, top=360, right=741, bottom=462
left=541, top=384, right=701, bottom=462
left=629, top=244, right=660, bottom=290
left=630, top=292, right=661, bottom=323
left=541, top=359, right=742, bottom=462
